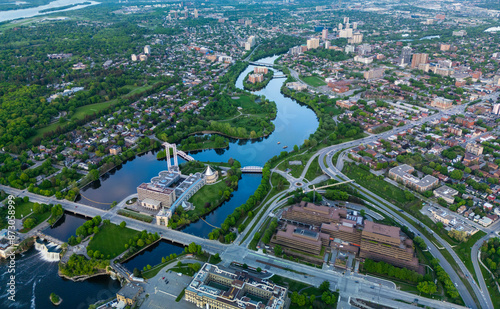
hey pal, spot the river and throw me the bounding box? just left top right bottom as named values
left=0, top=55, right=319, bottom=308
left=0, top=0, right=100, bottom=23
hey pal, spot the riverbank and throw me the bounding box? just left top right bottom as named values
left=58, top=267, right=110, bottom=282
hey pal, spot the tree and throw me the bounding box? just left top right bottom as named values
left=319, top=280, right=330, bottom=292
left=120, top=221, right=126, bottom=228
left=274, top=245, right=282, bottom=256
left=450, top=169, right=463, bottom=180
left=23, top=217, right=37, bottom=230
left=133, top=268, right=142, bottom=278
left=436, top=221, right=444, bottom=230
left=417, top=281, right=437, bottom=295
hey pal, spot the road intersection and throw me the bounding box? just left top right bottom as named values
left=1, top=103, right=493, bottom=309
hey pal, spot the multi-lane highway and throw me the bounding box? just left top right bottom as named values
left=1, top=103, right=492, bottom=309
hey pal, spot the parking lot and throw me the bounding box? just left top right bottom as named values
left=141, top=270, right=194, bottom=309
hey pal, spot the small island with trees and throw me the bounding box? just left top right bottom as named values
left=243, top=67, right=274, bottom=91
left=50, top=293, right=62, bottom=306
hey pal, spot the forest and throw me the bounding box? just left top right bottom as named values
left=157, top=93, right=277, bottom=142
left=250, top=35, right=304, bottom=61
left=0, top=18, right=156, bottom=152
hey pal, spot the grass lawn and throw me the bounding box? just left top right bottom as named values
left=142, top=254, right=185, bottom=279
left=179, top=139, right=229, bottom=152
left=188, top=179, right=228, bottom=216
left=277, top=151, right=315, bottom=178
left=32, top=83, right=158, bottom=141
left=269, top=274, right=310, bottom=292
left=15, top=201, right=35, bottom=219
left=32, top=99, right=118, bottom=140
left=87, top=223, right=139, bottom=258
left=170, top=262, right=201, bottom=277
left=20, top=210, right=52, bottom=233
left=301, top=76, right=327, bottom=87
left=480, top=263, right=500, bottom=309
left=343, top=163, right=410, bottom=206
left=270, top=173, right=289, bottom=190
left=123, top=84, right=154, bottom=97
left=454, top=231, right=486, bottom=284
left=304, top=157, right=323, bottom=181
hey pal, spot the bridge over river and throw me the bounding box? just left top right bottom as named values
left=241, top=166, right=263, bottom=173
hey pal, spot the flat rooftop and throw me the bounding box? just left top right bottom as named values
left=363, top=220, right=400, bottom=239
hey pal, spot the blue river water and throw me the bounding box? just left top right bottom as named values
left=0, top=55, right=319, bottom=308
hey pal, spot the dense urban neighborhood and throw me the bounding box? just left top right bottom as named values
left=3, top=0, right=500, bottom=309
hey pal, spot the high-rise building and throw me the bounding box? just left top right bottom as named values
left=348, top=32, right=363, bottom=44
left=338, top=23, right=343, bottom=30
left=344, top=17, right=349, bottom=24
left=306, top=38, right=320, bottom=50
left=193, top=8, right=198, bottom=18
left=339, top=28, right=353, bottom=38
left=245, top=35, right=256, bottom=50
left=411, top=53, right=428, bottom=68
left=345, top=45, right=355, bottom=54
left=353, top=22, right=358, bottom=30
left=401, top=46, right=412, bottom=65
left=289, top=46, right=302, bottom=55
left=144, top=45, right=151, bottom=55
left=325, top=41, right=331, bottom=49
left=131, top=54, right=137, bottom=61
left=493, top=104, right=500, bottom=115
left=322, top=28, right=328, bottom=40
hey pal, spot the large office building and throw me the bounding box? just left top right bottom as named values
left=281, top=201, right=347, bottom=226
left=360, top=221, right=419, bottom=271
left=271, top=224, right=329, bottom=256
left=411, top=53, right=428, bottom=68
left=275, top=203, right=419, bottom=271
left=137, top=180, right=177, bottom=210
left=185, top=263, right=288, bottom=309
left=388, top=164, right=438, bottom=192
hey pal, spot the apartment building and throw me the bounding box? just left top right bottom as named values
left=389, top=164, right=438, bottom=192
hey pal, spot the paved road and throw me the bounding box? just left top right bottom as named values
left=0, top=185, right=227, bottom=255
left=0, top=102, right=487, bottom=309
left=318, top=143, right=493, bottom=308
left=221, top=248, right=467, bottom=309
